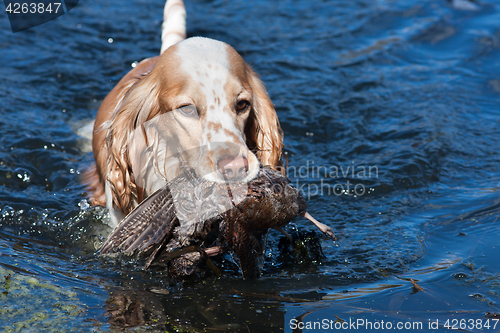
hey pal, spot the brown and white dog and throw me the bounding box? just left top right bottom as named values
left=84, top=0, right=285, bottom=228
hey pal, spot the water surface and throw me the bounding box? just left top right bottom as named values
left=1, top=0, right=500, bottom=331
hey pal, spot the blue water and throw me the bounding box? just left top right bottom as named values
left=1, top=0, right=500, bottom=331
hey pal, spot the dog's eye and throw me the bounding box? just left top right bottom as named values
left=178, top=105, right=198, bottom=117
left=236, top=100, right=250, bottom=113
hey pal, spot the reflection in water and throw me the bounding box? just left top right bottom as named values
left=105, top=283, right=289, bottom=331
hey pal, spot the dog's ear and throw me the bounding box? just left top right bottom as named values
left=245, top=68, right=285, bottom=173
left=104, top=76, right=162, bottom=215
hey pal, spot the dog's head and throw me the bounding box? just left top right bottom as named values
left=104, top=37, right=284, bottom=214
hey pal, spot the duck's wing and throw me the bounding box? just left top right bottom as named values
left=99, top=186, right=177, bottom=255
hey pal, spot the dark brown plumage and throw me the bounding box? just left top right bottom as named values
left=99, top=166, right=307, bottom=279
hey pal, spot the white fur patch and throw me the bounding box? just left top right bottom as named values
left=105, top=181, right=125, bottom=229
left=161, top=0, right=187, bottom=53
left=175, top=38, right=259, bottom=182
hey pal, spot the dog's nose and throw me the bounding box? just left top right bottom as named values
left=218, top=156, right=249, bottom=181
